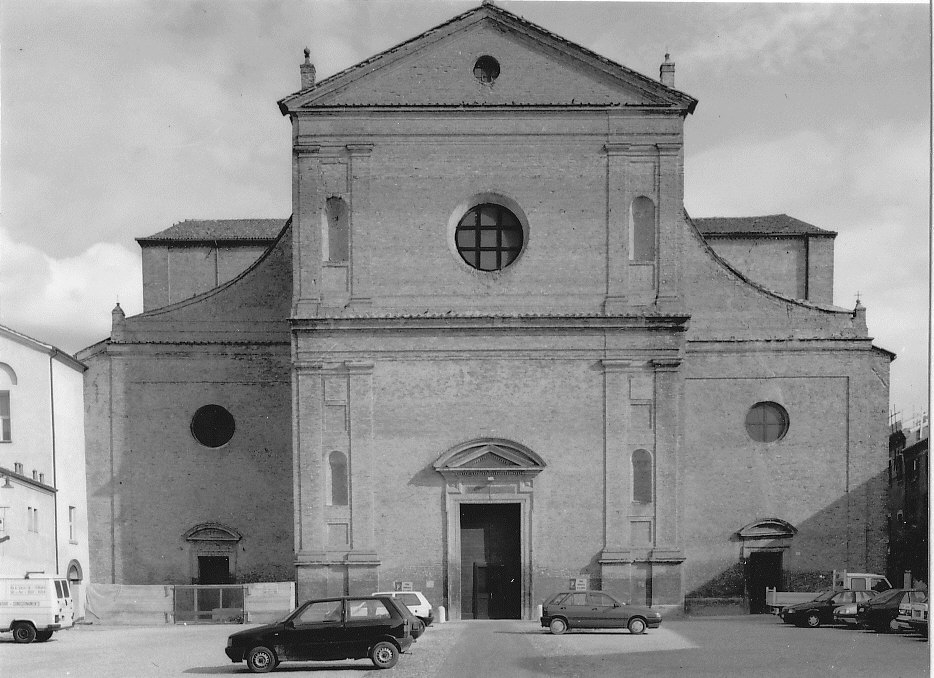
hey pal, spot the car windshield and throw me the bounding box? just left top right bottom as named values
left=812, top=591, right=837, bottom=602
left=276, top=605, right=305, bottom=623
left=871, top=589, right=904, bottom=604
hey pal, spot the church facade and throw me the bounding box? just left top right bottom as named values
left=79, top=4, right=891, bottom=618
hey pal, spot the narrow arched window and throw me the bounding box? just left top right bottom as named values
left=325, top=197, right=349, bottom=262
left=632, top=449, right=653, bottom=503
left=630, top=196, right=656, bottom=261
left=329, top=451, right=348, bottom=506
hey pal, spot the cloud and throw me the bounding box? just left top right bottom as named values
left=0, top=228, right=142, bottom=354
left=685, top=120, right=929, bottom=418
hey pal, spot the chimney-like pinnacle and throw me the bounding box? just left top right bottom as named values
left=660, top=53, right=675, bottom=88
left=300, top=47, right=316, bottom=90
left=111, top=302, right=126, bottom=341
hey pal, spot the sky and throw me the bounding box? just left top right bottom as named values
left=0, top=0, right=930, bottom=421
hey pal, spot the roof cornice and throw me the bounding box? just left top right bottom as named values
left=279, top=3, right=696, bottom=115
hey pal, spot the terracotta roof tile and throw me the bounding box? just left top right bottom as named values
left=694, top=214, right=836, bottom=237
left=137, top=219, right=287, bottom=243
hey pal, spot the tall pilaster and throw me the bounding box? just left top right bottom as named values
left=347, top=144, right=373, bottom=308
left=292, top=141, right=322, bottom=317
left=603, top=144, right=630, bottom=313
left=655, top=143, right=685, bottom=311
left=650, top=357, right=685, bottom=606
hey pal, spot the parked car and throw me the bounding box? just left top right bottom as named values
left=372, top=590, right=434, bottom=626
left=780, top=589, right=876, bottom=628
left=833, top=595, right=878, bottom=627
left=225, top=596, right=417, bottom=673
left=897, top=598, right=928, bottom=636
left=856, top=589, right=928, bottom=633
left=540, top=590, right=662, bottom=635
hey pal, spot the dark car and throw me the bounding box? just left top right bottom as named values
left=225, top=596, right=417, bottom=673
left=856, top=589, right=927, bottom=633
left=540, top=590, right=662, bottom=635
left=780, top=589, right=876, bottom=628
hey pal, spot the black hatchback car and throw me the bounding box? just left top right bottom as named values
left=779, top=589, right=876, bottom=628
left=856, top=588, right=928, bottom=633
left=225, top=596, right=417, bottom=673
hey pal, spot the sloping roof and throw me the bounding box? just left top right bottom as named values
left=136, top=219, right=288, bottom=244
left=279, top=2, right=696, bottom=114
left=0, top=324, right=86, bottom=371
left=694, top=214, right=836, bottom=237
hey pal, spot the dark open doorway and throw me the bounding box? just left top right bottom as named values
left=460, top=503, right=521, bottom=619
left=745, top=551, right=783, bottom=613
left=198, top=556, right=231, bottom=584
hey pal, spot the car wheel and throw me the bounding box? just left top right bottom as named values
left=35, top=630, right=54, bottom=642
left=549, top=618, right=568, bottom=635
left=370, top=641, right=399, bottom=669
left=246, top=646, right=277, bottom=673
left=806, top=612, right=821, bottom=628
left=12, top=622, right=37, bottom=644
left=628, top=617, right=647, bottom=635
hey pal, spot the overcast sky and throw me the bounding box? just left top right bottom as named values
left=1, top=0, right=930, bottom=420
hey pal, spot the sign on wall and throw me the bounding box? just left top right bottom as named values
left=570, top=577, right=589, bottom=591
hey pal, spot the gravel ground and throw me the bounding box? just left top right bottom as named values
left=0, top=615, right=928, bottom=678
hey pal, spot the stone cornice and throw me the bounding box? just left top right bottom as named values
left=291, top=313, right=690, bottom=333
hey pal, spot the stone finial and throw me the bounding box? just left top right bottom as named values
left=112, top=302, right=126, bottom=342
left=660, top=52, right=675, bottom=88
left=300, top=47, right=316, bottom=90
left=853, top=297, right=867, bottom=331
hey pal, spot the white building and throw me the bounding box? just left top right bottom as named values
left=0, top=324, right=90, bottom=617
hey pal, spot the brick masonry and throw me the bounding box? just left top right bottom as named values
left=79, top=4, right=890, bottom=617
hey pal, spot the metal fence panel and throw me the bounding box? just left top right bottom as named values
left=174, top=585, right=244, bottom=624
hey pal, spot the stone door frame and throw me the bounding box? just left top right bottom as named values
left=433, top=438, right=545, bottom=621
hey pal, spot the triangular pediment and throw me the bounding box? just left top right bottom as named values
left=280, top=4, right=695, bottom=113
left=434, top=438, right=546, bottom=474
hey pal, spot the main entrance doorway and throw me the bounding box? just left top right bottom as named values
left=460, top=503, right=521, bottom=619
left=745, top=551, right=783, bottom=614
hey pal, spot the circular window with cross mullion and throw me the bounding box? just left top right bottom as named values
left=455, top=203, right=524, bottom=271
left=745, top=401, right=789, bottom=443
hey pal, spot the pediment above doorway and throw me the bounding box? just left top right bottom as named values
left=433, top=438, right=545, bottom=482
left=736, top=518, right=797, bottom=541
left=184, top=523, right=242, bottom=542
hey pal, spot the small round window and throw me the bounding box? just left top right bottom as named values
left=455, top=203, right=524, bottom=271
left=191, top=405, right=236, bottom=448
left=473, top=55, right=500, bottom=84
left=745, top=402, right=789, bottom=443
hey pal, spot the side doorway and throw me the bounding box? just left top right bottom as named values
left=745, top=551, right=783, bottom=614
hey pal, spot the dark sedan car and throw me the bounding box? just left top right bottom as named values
left=541, top=590, right=662, bottom=635
left=780, top=589, right=876, bottom=628
left=856, top=589, right=928, bottom=633
left=225, top=596, right=417, bottom=673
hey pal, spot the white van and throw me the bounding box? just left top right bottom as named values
left=0, top=577, right=74, bottom=643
